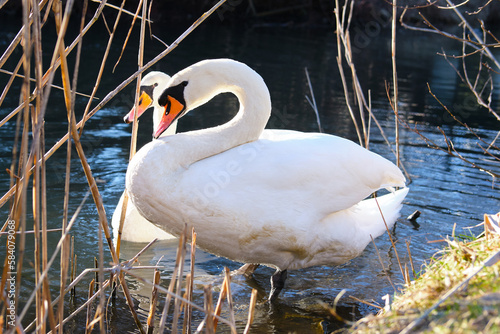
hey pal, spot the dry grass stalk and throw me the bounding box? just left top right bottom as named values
left=304, top=67, right=323, bottom=133
left=394, top=85, right=500, bottom=180
left=172, top=227, right=188, bottom=334
left=70, top=236, right=76, bottom=298
left=348, top=295, right=382, bottom=311
left=85, top=279, right=96, bottom=333
left=181, top=273, right=193, bottom=333
left=112, top=0, right=145, bottom=72
left=399, top=1, right=500, bottom=162
left=243, top=289, right=258, bottom=334
left=58, top=1, right=88, bottom=330
left=369, top=235, right=396, bottom=291
left=185, top=228, right=197, bottom=333
left=405, top=239, right=415, bottom=279
left=204, top=285, right=215, bottom=334
left=322, top=289, right=351, bottom=324
left=117, top=0, right=149, bottom=262
left=0, top=0, right=229, bottom=210
left=334, top=0, right=411, bottom=185
left=391, top=0, right=400, bottom=167
left=223, top=267, right=237, bottom=333
left=91, top=0, right=153, bottom=23
left=123, top=264, right=239, bottom=333
left=146, top=269, right=161, bottom=334
left=79, top=0, right=127, bottom=134
left=334, top=0, right=364, bottom=146
left=0, top=0, right=251, bottom=332
left=212, top=271, right=229, bottom=331
left=158, top=230, right=187, bottom=333
left=374, top=198, right=409, bottom=286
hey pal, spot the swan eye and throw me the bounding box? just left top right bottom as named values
left=182, top=81, right=188, bottom=87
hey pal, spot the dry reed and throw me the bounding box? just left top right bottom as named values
left=333, top=0, right=414, bottom=296
left=339, top=1, right=500, bottom=332
left=397, top=0, right=500, bottom=180
left=0, top=0, right=262, bottom=333
left=334, top=0, right=410, bottom=181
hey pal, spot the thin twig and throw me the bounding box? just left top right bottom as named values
left=304, top=67, right=322, bottom=132
left=348, top=295, right=383, bottom=310
left=158, top=230, right=186, bottom=333
left=370, top=235, right=396, bottom=291
left=243, top=289, right=258, bottom=334
left=392, top=0, right=400, bottom=167
left=0, top=0, right=229, bottom=210
left=146, top=269, right=161, bottom=334
left=91, top=0, right=153, bottom=22
left=21, top=190, right=91, bottom=328
left=172, top=227, right=188, bottom=334
left=79, top=0, right=126, bottom=134
left=212, top=271, right=228, bottom=331
left=112, top=0, right=145, bottom=72
left=375, top=198, right=406, bottom=285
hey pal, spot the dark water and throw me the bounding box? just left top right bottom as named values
left=1, top=13, right=499, bottom=333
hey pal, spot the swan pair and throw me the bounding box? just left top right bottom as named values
left=125, top=59, right=409, bottom=301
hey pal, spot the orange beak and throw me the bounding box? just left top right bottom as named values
left=154, top=95, right=185, bottom=139
left=123, top=91, right=153, bottom=123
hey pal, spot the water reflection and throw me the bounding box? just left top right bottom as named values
left=0, top=18, right=499, bottom=333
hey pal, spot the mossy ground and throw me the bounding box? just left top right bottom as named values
left=341, top=213, right=500, bottom=334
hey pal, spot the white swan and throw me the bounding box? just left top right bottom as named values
left=126, top=59, right=409, bottom=300
left=112, top=71, right=177, bottom=243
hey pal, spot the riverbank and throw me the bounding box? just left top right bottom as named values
left=341, top=213, right=500, bottom=334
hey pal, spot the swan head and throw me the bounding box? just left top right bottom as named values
left=124, top=71, right=171, bottom=124
left=154, top=59, right=269, bottom=139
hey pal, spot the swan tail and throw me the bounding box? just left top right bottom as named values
left=313, top=187, right=408, bottom=267
left=356, top=187, right=409, bottom=239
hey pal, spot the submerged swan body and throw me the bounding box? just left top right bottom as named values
left=112, top=71, right=176, bottom=242
left=126, top=59, right=409, bottom=299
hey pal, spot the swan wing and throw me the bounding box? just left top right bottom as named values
left=132, top=129, right=406, bottom=237
left=175, top=129, right=404, bottom=216
left=127, top=130, right=407, bottom=268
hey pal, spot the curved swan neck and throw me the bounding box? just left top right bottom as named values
left=221, top=81, right=271, bottom=143
left=177, top=60, right=272, bottom=162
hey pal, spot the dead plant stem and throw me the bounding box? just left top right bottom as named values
left=0, top=0, right=228, bottom=210
left=80, top=0, right=126, bottom=135
left=243, top=289, right=258, bottom=334
left=392, top=0, right=400, bottom=167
